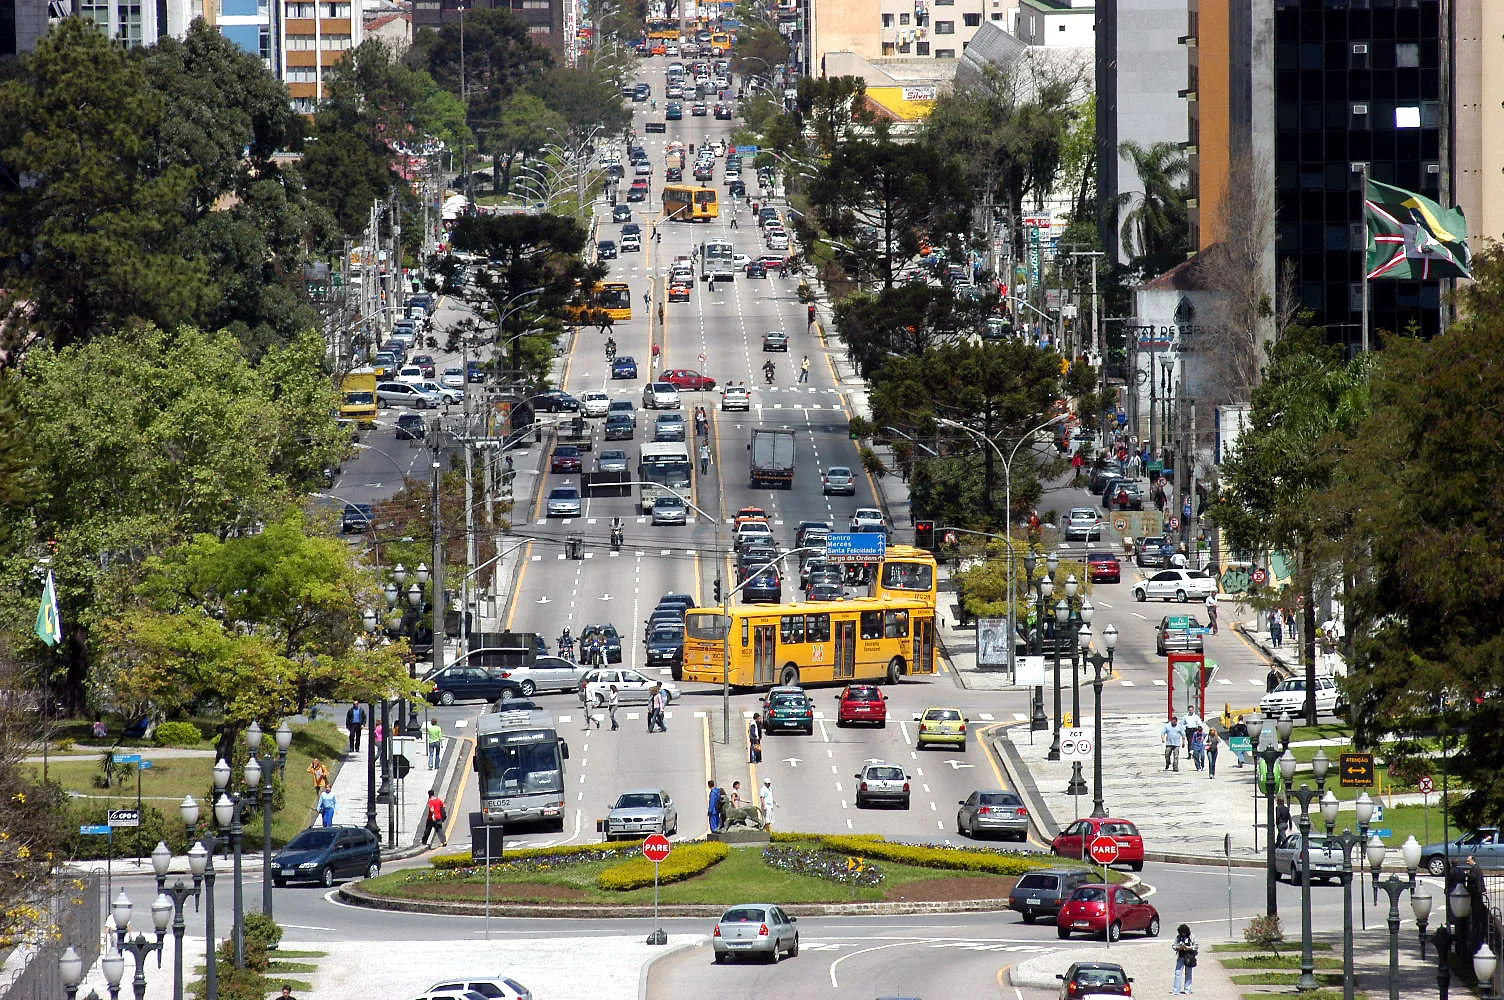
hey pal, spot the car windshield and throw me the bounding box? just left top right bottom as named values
left=1101, top=821, right=1139, bottom=836
left=867, top=766, right=903, bottom=780
left=649, top=628, right=682, bottom=642
left=847, top=687, right=879, bottom=701
left=614, top=792, right=663, bottom=809
left=926, top=710, right=962, bottom=721
left=1015, top=873, right=1061, bottom=890
left=550, top=489, right=578, bottom=499
left=286, top=829, right=338, bottom=850
left=1076, top=968, right=1127, bottom=986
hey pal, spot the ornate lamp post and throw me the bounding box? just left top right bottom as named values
left=246, top=720, right=293, bottom=918
left=101, top=891, right=168, bottom=1000
left=212, top=755, right=261, bottom=968
left=362, top=608, right=381, bottom=835
left=1320, top=788, right=1373, bottom=1000
left=149, top=839, right=205, bottom=1000
left=1046, top=575, right=1087, bottom=761
left=1286, top=748, right=1331, bottom=991
left=1020, top=551, right=1057, bottom=731
left=1255, top=713, right=1294, bottom=916
left=1369, top=834, right=1426, bottom=1000
left=1475, top=943, right=1498, bottom=1000
left=1081, top=624, right=1117, bottom=817
left=1064, top=599, right=1096, bottom=797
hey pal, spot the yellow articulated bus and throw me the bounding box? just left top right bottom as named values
left=662, top=184, right=719, bottom=221
left=681, top=547, right=940, bottom=689
left=566, top=281, right=632, bottom=323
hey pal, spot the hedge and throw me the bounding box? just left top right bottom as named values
left=431, top=842, right=631, bottom=870
left=818, top=835, right=1051, bottom=876
left=596, top=841, right=729, bottom=891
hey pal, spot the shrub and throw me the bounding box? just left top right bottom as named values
left=431, top=841, right=632, bottom=870
left=817, top=836, right=1052, bottom=876
left=152, top=721, right=203, bottom=747
left=763, top=845, right=884, bottom=887
left=596, top=841, right=728, bottom=891
left=244, top=912, right=283, bottom=950
left=54, top=737, right=75, bottom=753
left=1244, top=913, right=1284, bottom=953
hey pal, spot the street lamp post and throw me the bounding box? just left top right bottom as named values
left=1368, top=835, right=1426, bottom=1000
left=1321, top=788, right=1375, bottom=1000
left=1081, top=624, right=1117, bottom=817
left=1286, top=747, right=1332, bottom=992
left=1255, top=713, right=1294, bottom=916
left=361, top=607, right=381, bottom=837
left=246, top=720, right=293, bottom=918
left=1442, top=879, right=1472, bottom=998
left=212, top=756, right=261, bottom=968
left=149, top=839, right=205, bottom=1000
left=102, top=892, right=168, bottom=1000
left=1021, top=552, right=1056, bottom=731
left=1045, top=576, right=1088, bottom=762
left=1065, top=598, right=1095, bottom=796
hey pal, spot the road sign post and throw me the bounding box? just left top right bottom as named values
left=1088, top=835, right=1120, bottom=944
left=643, top=834, right=671, bottom=945
left=1419, top=774, right=1435, bottom=844
left=824, top=532, right=886, bottom=563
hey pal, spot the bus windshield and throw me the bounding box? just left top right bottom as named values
left=477, top=738, right=563, bottom=796
left=598, top=283, right=631, bottom=310
left=880, top=560, right=935, bottom=594
left=640, top=450, right=691, bottom=488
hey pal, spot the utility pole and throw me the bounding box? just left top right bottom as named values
left=430, top=456, right=444, bottom=685
left=389, top=194, right=401, bottom=333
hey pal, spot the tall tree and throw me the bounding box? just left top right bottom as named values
left=833, top=284, right=996, bottom=375
left=531, top=65, right=632, bottom=139
left=1113, top=140, right=1190, bottom=277
left=793, top=76, right=872, bottom=158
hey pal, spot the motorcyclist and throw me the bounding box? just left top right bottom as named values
left=558, top=627, right=575, bottom=660
left=763, top=360, right=775, bottom=383
left=610, top=517, right=624, bottom=551
left=605, top=336, right=617, bottom=359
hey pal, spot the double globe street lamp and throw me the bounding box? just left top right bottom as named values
left=1366, top=833, right=1429, bottom=1000
left=245, top=720, right=293, bottom=919
left=1079, top=623, right=1118, bottom=818
left=1020, top=551, right=1057, bottom=732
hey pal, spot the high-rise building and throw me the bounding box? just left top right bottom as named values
left=0, top=0, right=52, bottom=56
left=809, top=0, right=1007, bottom=70
left=277, top=0, right=365, bottom=111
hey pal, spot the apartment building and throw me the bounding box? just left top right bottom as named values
left=810, top=0, right=1010, bottom=70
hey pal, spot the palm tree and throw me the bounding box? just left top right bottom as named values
left=1113, top=140, right=1190, bottom=274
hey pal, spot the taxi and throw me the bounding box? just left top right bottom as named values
left=915, top=707, right=967, bottom=750
left=668, top=280, right=693, bottom=302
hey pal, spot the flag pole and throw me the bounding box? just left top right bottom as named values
left=1359, top=161, right=1370, bottom=353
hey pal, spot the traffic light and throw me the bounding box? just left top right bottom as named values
left=914, top=520, right=935, bottom=550
left=713, top=578, right=722, bottom=603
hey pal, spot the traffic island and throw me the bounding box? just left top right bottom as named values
left=339, top=834, right=1083, bottom=918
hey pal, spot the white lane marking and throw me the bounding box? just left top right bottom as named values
left=914, top=767, right=923, bottom=777
left=829, top=941, right=917, bottom=989
left=453, top=719, right=469, bottom=728
left=818, top=719, right=831, bottom=742
left=1121, top=680, right=1135, bottom=687
left=835, top=782, right=843, bottom=792
left=929, top=801, right=936, bottom=811
left=922, top=784, right=931, bottom=793
left=1132, top=612, right=1148, bottom=620
left=978, top=713, right=995, bottom=721
left=1012, top=713, right=1027, bottom=721
left=899, top=721, right=912, bottom=743
left=1153, top=679, right=1167, bottom=686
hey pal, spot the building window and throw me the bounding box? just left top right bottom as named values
left=881, top=12, right=892, bottom=25
left=963, top=12, right=978, bottom=25
left=1395, top=105, right=1421, bottom=129
left=322, top=1, right=349, bottom=16
left=934, top=20, right=953, bottom=33
left=899, top=12, right=909, bottom=24
left=321, top=32, right=352, bottom=48
left=990, top=11, right=1001, bottom=18
left=934, top=47, right=954, bottom=57
left=286, top=2, right=313, bottom=16
left=916, top=40, right=928, bottom=54
left=1396, top=42, right=1419, bottom=68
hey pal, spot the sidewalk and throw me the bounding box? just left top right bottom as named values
left=327, top=715, right=465, bottom=855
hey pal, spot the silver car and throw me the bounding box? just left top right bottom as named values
left=546, top=487, right=581, bottom=518
left=605, top=788, right=678, bottom=839
left=956, top=790, right=1029, bottom=841
left=497, top=656, right=584, bottom=696
left=1274, top=831, right=1352, bottom=885
left=821, top=466, right=856, bottom=496
left=1062, top=507, right=1104, bottom=541
left=854, top=762, right=910, bottom=809
left=597, top=449, right=630, bottom=473
left=651, top=495, right=687, bottom=525
left=712, top=903, right=799, bottom=963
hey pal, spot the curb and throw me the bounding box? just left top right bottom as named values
left=986, top=728, right=1062, bottom=841
left=638, top=938, right=698, bottom=1000
left=336, top=879, right=1012, bottom=919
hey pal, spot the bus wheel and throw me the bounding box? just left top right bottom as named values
left=886, top=658, right=904, bottom=685
left=779, top=664, right=800, bottom=686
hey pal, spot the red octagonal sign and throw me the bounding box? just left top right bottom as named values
left=1088, top=835, right=1121, bottom=865
left=642, top=833, right=672, bottom=863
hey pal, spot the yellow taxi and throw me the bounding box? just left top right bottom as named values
left=916, top=707, right=968, bottom=750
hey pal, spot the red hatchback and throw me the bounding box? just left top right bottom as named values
left=1056, top=883, right=1159, bottom=942
left=835, top=684, right=887, bottom=728
left=550, top=445, right=583, bottom=473
left=662, top=369, right=718, bottom=391
left=1086, top=551, right=1121, bottom=583
left=1050, top=817, right=1145, bottom=871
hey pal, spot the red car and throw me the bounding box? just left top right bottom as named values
left=1050, top=817, right=1145, bottom=871
left=668, top=282, right=692, bottom=302
left=1056, top=883, right=1159, bottom=942
left=757, top=254, right=786, bottom=274
left=549, top=445, right=583, bottom=473
left=662, top=369, right=717, bottom=391
left=1086, top=551, right=1121, bottom=583
left=835, top=684, right=887, bottom=727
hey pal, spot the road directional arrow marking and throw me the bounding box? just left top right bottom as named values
left=783, top=758, right=801, bottom=767
left=537, top=596, right=551, bottom=604
left=944, top=760, right=976, bottom=770
left=598, top=593, right=612, bottom=600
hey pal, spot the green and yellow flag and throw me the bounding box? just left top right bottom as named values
left=1365, top=178, right=1471, bottom=280
left=35, top=570, right=60, bottom=647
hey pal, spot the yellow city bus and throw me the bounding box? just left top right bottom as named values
left=662, top=184, right=719, bottom=221
left=680, top=595, right=937, bottom=689
left=710, top=31, right=733, bottom=53
left=565, top=280, right=632, bottom=323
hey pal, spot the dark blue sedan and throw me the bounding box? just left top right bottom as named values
left=580, top=623, right=623, bottom=664
left=612, top=355, right=639, bottom=379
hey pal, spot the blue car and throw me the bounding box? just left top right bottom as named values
left=612, top=355, right=639, bottom=379
left=580, top=623, right=623, bottom=664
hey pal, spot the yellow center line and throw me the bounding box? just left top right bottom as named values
left=978, top=721, right=1053, bottom=850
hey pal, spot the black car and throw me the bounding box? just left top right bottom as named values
left=532, top=390, right=580, bottom=413
left=424, top=664, right=526, bottom=705
left=1007, top=867, right=1094, bottom=924
left=395, top=413, right=426, bottom=441
left=658, top=592, right=696, bottom=615
left=604, top=413, right=635, bottom=440
left=745, top=261, right=766, bottom=278
left=271, top=825, right=381, bottom=888
left=598, top=239, right=618, bottom=259
left=612, top=204, right=632, bottom=223
left=622, top=222, right=642, bottom=238
left=1057, top=961, right=1133, bottom=999
left=743, top=569, right=780, bottom=604
left=580, top=623, right=624, bottom=663
left=666, top=166, right=683, bottom=183
left=645, top=624, right=685, bottom=674
left=341, top=502, right=373, bottom=533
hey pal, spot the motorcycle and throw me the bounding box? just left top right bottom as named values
left=611, top=527, right=624, bottom=552
left=763, top=363, right=775, bottom=385
left=605, top=340, right=617, bottom=361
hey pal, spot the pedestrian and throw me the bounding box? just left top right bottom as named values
left=279, top=986, right=297, bottom=1000
left=1161, top=714, right=1184, bottom=772
left=1285, top=607, right=1298, bottom=643
left=607, top=684, right=620, bottom=731
left=1170, top=547, right=1189, bottom=568
left=1171, top=923, right=1199, bottom=994
left=699, top=442, right=711, bottom=474
left=649, top=684, right=668, bottom=732
left=421, top=788, right=448, bottom=848
left=1270, top=610, right=1283, bottom=648
left=1205, top=726, right=1220, bottom=778
left=1205, top=592, right=1218, bottom=634
left=707, top=780, right=723, bottom=834
left=643, top=291, right=650, bottom=308
left=345, top=702, right=365, bottom=753
left=307, top=757, right=330, bottom=793
left=316, top=781, right=336, bottom=827
left=1229, top=715, right=1250, bottom=767
left=426, top=717, right=444, bottom=769
left=747, top=713, right=763, bottom=764
left=1319, top=619, right=1339, bottom=672
left=1266, top=666, right=1281, bottom=693
left=579, top=678, right=594, bottom=731
left=373, top=721, right=384, bottom=755
left=730, top=215, right=738, bottom=229
left=1188, top=724, right=1206, bottom=771
left=730, top=780, right=744, bottom=808
left=759, top=778, right=777, bottom=828
left=1275, top=797, right=1292, bottom=839
left=798, top=355, right=810, bottom=383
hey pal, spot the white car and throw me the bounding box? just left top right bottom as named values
left=1132, top=569, right=1219, bottom=603
left=733, top=521, right=775, bottom=550
left=1062, top=507, right=1105, bottom=541
left=621, top=233, right=642, bottom=253
left=766, top=233, right=789, bottom=251
left=441, top=367, right=466, bottom=389
left=643, top=382, right=682, bottom=410
left=732, top=253, right=752, bottom=269
left=396, top=366, right=427, bottom=387
left=1260, top=675, right=1341, bottom=718
left=721, top=385, right=751, bottom=411
left=582, top=668, right=679, bottom=706
left=423, top=977, right=532, bottom=1000
left=416, top=380, right=463, bottom=405
left=849, top=508, right=885, bottom=531
left=581, top=391, right=610, bottom=417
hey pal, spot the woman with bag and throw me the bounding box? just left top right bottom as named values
left=1172, top=923, right=1198, bottom=994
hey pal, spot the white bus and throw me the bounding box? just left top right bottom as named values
left=700, top=239, right=737, bottom=281
left=638, top=441, right=693, bottom=513
left=474, top=706, right=568, bottom=829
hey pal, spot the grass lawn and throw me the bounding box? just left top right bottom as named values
left=1230, top=971, right=1343, bottom=986
left=1222, top=955, right=1344, bottom=970
left=1212, top=942, right=1333, bottom=952
left=364, top=840, right=1026, bottom=906
left=26, top=721, right=349, bottom=849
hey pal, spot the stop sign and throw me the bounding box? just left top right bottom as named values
left=642, top=833, right=672, bottom=863
left=1088, top=835, right=1121, bottom=865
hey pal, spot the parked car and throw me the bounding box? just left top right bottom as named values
left=495, top=656, right=585, bottom=696
left=1050, top=817, right=1145, bottom=871
left=604, top=788, right=678, bottom=839
left=1085, top=551, right=1121, bottom=583
left=1418, top=828, right=1504, bottom=876
left=854, top=762, right=910, bottom=808
left=1007, top=868, right=1094, bottom=924
left=1056, top=884, right=1160, bottom=942
left=1132, top=569, right=1218, bottom=603
left=835, top=684, right=886, bottom=727
left=956, top=790, right=1029, bottom=841
left=1273, top=830, right=1352, bottom=884
left=1056, top=961, right=1134, bottom=999
left=712, top=903, right=798, bottom=963
left=422, top=978, right=532, bottom=1000
left=1259, top=674, right=1341, bottom=717
left=270, top=825, right=380, bottom=887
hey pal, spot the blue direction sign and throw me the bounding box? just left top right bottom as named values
left=826, top=532, right=886, bottom=563
left=111, top=753, right=142, bottom=764
left=137, top=760, right=153, bottom=770
left=79, top=825, right=111, bottom=836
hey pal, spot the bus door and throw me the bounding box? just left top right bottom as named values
left=753, top=624, right=777, bottom=685
left=912, top=616, right=936, bottom=674
left=834, top=619, right=856, bottom=680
